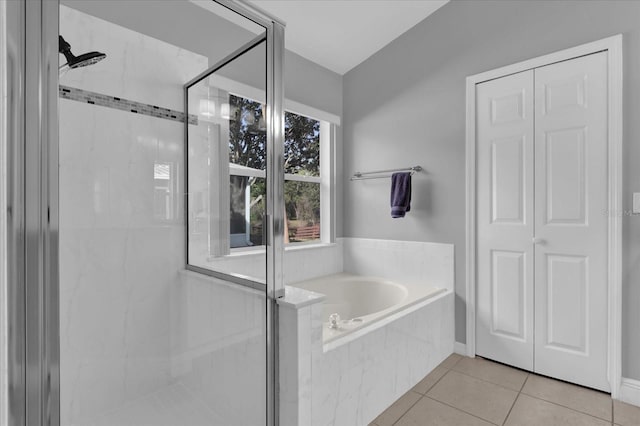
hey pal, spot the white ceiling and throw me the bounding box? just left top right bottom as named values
left=247, top=0, right=449, bottom=75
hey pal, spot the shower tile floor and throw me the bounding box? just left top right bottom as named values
left=83, top=383, right=226, bottom=426
left=370, top=354, right=640, bottom=426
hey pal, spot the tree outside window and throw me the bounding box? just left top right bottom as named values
left=228, top=94, right=321, bottom=247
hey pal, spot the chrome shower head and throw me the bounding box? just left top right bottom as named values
left=59, top=35, right=106, bottom=69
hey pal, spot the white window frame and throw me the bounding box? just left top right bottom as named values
left=207, top=74, right=338, bottom=252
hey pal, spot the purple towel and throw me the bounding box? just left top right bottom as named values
left=390, top=172, right=412, bottom=218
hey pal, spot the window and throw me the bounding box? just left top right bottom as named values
left=228, top=94, right=324, bottom=248
left=187, top=74, right=335, bottom=269
left=228, top=95, right=267, bottom=248
left=283, top=111, right=321, bottom=244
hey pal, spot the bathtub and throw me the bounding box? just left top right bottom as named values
left=290, top=272, right=446, bottom=344
left=278, top=239, right=455, bottom=426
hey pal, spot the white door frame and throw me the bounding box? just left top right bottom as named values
left=465, top=35, right=623, bottom=397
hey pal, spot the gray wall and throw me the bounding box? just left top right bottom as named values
left=343, top=0, right=640, bottom=380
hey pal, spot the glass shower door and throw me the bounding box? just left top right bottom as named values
left=186, top=39, right=269, bottom=283
left=57, top=2, right=283, bottom=426
left=183, top=35, right=271, bottom=426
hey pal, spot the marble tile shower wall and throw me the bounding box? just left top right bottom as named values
left=59, top=6, right=207, bottom=424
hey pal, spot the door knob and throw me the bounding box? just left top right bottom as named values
left=532, top=237, right=545, bottom=245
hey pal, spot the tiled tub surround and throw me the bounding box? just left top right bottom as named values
left=59, top=5, right=208, bottom=424
left=280, top=290, right=454, bottom=426
left=342, top=238, right=454, bottom=288
left=190, top=236, right=454, bottom=287
left=279, top=239, right=455, bottom=426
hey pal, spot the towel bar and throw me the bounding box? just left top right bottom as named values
left=350, top=165, right=422, bottom=181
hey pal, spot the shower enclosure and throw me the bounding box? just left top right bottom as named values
left=3, top=1, right=285, bottom=425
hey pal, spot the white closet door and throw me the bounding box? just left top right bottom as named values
left=476, top=70, right=535, bottom=371
left=533, top=52, right=609, bottom=391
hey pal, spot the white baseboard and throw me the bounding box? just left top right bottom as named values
left=454, top=341, right=467, bottom=356
left=619, top=377, right=640, bottom=407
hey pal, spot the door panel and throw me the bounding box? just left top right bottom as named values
left=491, top=250, right=527, bottom=340
left=476, top=70, right=535, bottom=370
left=491, top=136, right=526, bottom=223
left=545, top=254, right=588, bottom=354
left=534, top=52, right=609, bottom=391
left=545, top=127, right=587, bottom=224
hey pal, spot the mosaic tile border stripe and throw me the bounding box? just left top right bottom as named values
left=59, top=85, right=198, bottom=125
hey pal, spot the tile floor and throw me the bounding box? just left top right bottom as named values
left=370, top=354, right=640, bottom=426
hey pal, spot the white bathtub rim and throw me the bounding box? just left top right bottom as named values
left=295, top=273, right=412, bottom=320
left=320, top=281, right=443, bottom=344
left=323, top=288, right=451, bottom=352
left=289, top=272, right=448, bottom=347
left=278, top=285, right=326, bottom=310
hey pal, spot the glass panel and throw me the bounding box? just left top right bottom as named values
left=284, top=111, right=320, bottom=177
left=187, top=42, right=268, bottom=282
left=283, top=112, right=321, bottom=243
left=285, top=180, right=321, bottom=243
left=58, top=2, right=269, bottom=425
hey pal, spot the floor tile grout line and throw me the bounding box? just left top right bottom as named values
left=501, top=384, right=522, bottom=426
left=451, top=355, right=532, bottom=393
left=502, top=375, right=529, bottom=426
left=519, top=373, right=530, bottom=393
left=390, top=357, right=463, bottom=426
left=474, top=356, right=534, bottom=377
left=448, top=366, right=527, bottom=393
left=434, top=359, right=611, bottom=425
left=528, top=370, right=613, bottom=397
left=432, top=356, right=511, bottom=425
left=410, top=357, right=459, bottom=396
left=518, top=391, right=613, bottom=423
left=375, top=357, right=453, bottom=425
left=421, top=395, right=503, bottom=426
left=423, top=358, right=519, bottom=425
left=456, top=359, right=613, bottom=422
left=417, top=364, right=453, bottom=395
left=449, top=354, right=464, bottom=369
left=381, top=356, right=621, bottom=426
left=388, top=391, right=423, bottom=426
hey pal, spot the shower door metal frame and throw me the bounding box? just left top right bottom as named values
left=3, top=1, right=26, bottom=424
left=183, top=2, right=286, bottom=426
left=5, top=0, right=60, bottom=425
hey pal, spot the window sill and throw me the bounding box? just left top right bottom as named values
left=215, top=241, right=337, bottom=259
left=285, top=241, right=336, bottom=252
